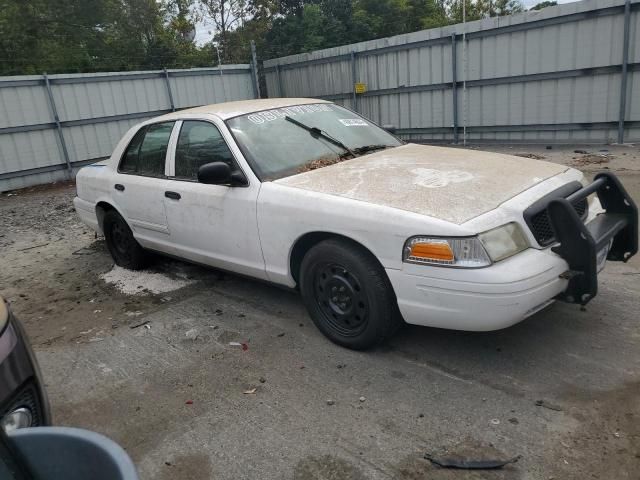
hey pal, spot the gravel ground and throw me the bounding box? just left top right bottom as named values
left=1, top=143, right=639, bottom=479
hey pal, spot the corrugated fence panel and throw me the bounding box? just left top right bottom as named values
left=52, top=76, right=169, bottom=122
left=0, top=82, right=52, bottom=129
left=264, top=0, right=639, bottom=145
left=170, top=67, right=255, bottom=109
left=0, top=65, right=255, bottom=191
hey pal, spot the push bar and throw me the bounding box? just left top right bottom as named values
left=547, top=172, right=638, bottom=305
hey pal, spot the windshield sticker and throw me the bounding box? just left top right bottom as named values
left=411, top=168, right=474, bottom=188
left=339, top=118, right=368, bottom=127
left=247, top=104, right=332, bottom=125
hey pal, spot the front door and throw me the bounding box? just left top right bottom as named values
left=162, top=120, right=267, bottom=280
left=112, top=121, right=174, bottom=251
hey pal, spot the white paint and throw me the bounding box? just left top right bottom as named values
left=75, top=99, right=592, bottom=333
left=100, top=266, right=194, bottom=295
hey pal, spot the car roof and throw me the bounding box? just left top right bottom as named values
left=170, top=98, right=332, bottom=121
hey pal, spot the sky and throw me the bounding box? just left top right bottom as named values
left=195, top=0, right=581, bottom=46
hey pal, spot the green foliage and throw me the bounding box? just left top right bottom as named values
left=0, top=0, right=211, bottom=75
left=448, top=0, right=523, bottom=23
left=531, top=1, right=557, bottom=10
left=0, top=0, right=524, bottom=75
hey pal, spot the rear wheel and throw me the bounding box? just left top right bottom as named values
left=103, top=210, right=148, bottom=270
left=299, top=239, right=402, bottom=350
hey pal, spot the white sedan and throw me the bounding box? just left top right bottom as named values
left=74, top=98, right=637, bottom=349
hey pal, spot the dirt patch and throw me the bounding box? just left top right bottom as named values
left=294, top=454, right=366, bottom=480
left=570, top=154, right=613, bottom=167
left=0, top=181, right=216, bottom=347
left=158, top=454, right=212, bottom=480
left=514, top=153, right=546, bottom=160
left=552, top=382, right=640, bottom=479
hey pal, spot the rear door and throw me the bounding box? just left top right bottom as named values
left=162, top=119, right=267, bottom=280
left=113, top=121, right=175, bottom=250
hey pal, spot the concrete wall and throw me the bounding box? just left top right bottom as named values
left=0, top=66, right=257, bottom=191
left=264, top=0, right=639, bottom=145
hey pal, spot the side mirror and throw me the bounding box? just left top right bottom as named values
left=197, top=162, right=247, bottom=186
left=382, top=124, right=397, bottom=134
left=198, top=162, right=231, bottom=185
left=4, top=427, right=139, bottom=480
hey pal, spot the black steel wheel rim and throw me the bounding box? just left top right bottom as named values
left=109, top=220, right=133, bottom=257
left=313, top=262, right=369, bottom=336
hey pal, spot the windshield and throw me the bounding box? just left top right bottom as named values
left=226, top=103, right=402, bottom=180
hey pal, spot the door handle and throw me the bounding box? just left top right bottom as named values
left=114, top=184, right=125, bottom=191
left=165, top=191, right=181, bottom=200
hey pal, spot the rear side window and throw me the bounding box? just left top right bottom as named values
left=173, top=121, right=235, bottom=180
left=119, top=122, right=175, bottom=176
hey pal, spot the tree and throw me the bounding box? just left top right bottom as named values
left=0, top=0, right=528, bottom=75
left=447, top=0, right=523, bottom=23
left=531, top=1, right=557, bottom=10
left=199, top=0, right=252, bottom=61
left=0, top=0, right=213, bottom=75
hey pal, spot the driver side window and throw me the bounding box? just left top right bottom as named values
left=173, top=121, right=235, bottom=180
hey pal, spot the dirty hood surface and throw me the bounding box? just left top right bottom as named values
left=274, top=143, right=568, bottom=224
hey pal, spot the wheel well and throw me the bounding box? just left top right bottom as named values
left=95, top=201, right=115, bottom=234
left=289, top=232, right=379, bottom=285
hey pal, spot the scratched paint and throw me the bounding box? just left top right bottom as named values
left=411, top=168, right=474, bottom=188
left=276, top=143, right=568, bottom=224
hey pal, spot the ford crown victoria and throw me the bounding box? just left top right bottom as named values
left=74, top=99, right=638, bottom=349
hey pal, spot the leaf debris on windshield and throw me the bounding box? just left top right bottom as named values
left=298, top=155, right=347, bottom=173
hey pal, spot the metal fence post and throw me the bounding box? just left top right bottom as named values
left=43, top=73, right=72, bottom=174
left=250, top=40, right=261, bottom=99
left=163, top=68, right=176, bottom=112
left=351, top=51, right=358, bottom=111
left=617, top=0, right=631, bottom=144
left=451, top=33, right=459, bottom=144
left=276, top=64, right=284, bottom=97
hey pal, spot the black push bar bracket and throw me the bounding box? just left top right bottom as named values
left=547, top=172, right=638, bottom=305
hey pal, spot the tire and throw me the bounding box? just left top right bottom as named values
left=103, top=209, right=148, bottom=270
left=299, top=238, right=402, bottom=350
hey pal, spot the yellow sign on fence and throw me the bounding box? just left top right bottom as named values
left=354, top=82, right=367, bottom=94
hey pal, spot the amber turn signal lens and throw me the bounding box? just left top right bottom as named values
left=409, top=241, right=454, bottom=262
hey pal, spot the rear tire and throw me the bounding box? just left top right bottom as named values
left=299, top=238, right=402, bottom=350
left=103, top=210, right=148, bottom=270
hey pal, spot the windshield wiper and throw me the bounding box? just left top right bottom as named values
left=285, top=116, right=355, bottom=157
left=353, top=144, right=391, bottom=155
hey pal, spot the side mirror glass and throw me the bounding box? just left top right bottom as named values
left=382, top=124, right=397, bottom=134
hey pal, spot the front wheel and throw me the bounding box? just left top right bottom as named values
left=103, top=210, right=148, bottom=270
left=299, top=239, right=402, bottom=350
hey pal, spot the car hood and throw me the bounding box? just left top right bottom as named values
left=274, top=143, right=569, bottom=224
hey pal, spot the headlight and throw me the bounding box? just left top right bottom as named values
left=478, top=222, right=529, bottom=262
left=403, top=237, right=492, bottom=268
left=403, top=223, right=529, bottom=268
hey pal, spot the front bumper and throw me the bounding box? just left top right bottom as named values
left=388, top=247, right=569, bottom=331
left=389, top=172, right=637, bottom=331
